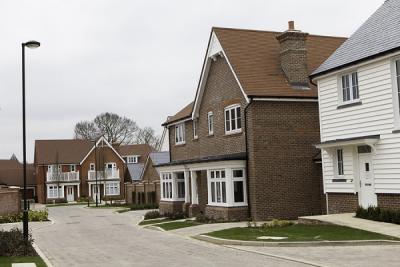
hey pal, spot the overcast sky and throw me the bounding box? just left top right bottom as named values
left=0, top=0, right=384, bottom=162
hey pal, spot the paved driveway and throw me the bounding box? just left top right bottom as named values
left=32, top=206, right=306, bottom=267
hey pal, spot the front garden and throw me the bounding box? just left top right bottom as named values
left=0, top=228, right=47, bottom=267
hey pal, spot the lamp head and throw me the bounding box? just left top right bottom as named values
left=24, top=41, right=40, bottom=49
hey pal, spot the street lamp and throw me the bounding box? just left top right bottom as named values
left=92, top=139, right=99, bottom=207
left=21, top=40, right=40, bottom=243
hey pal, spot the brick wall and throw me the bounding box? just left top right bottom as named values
left=159, top=201, right=184, bottom=215
left=0, top=188, right=20, bottom=215
left=169, top=56, right=246, bottom=162
left=205, top=206, right=248, bottom=221
left=377, top=194, right=400, bottom=211
left=246, top=101, right=323, bottom=220
left=327, top=193, right=358, bottom=214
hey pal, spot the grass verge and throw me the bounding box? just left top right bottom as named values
left=156, top=220, right=203, bottom=231
left=0, top=256, right=47, bottom=267
left=46, top=202, right=90, bottom=207
left=206, top=224, right=400, bottom=242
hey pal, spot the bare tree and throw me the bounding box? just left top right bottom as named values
left=74, top=112, right=139, bottom=144
left=135, top=126, right=161, bottom=149
left=74, top=121, right=98, bottom=140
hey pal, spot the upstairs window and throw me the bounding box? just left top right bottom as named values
left=70, top=165, right=76, bottom=172
left=127, top=156, right=139, bottom=164
left=395, top=60, right=400, bottom=112
left=90, top=163, right=95, bottom=171
left=193, top=120, right=198, bottom=139
left=208, top=112, right=214, bottom=135
left=336, top=149, right=344, bottom=176
left=175, top=123, right=185, bottom=145
left=341, top=72, right=359, bottom=103
left=225, top=104, right=241, bottom=134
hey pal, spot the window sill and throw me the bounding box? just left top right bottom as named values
left=175, top=142, right=186, bottom=147
left=337, top=100, right=362, bottom=109
left=224, top=129, right=243, bottom=136
left=192, top=138, right=199, bottom=141
left=207, top=203, right=248, bottom=208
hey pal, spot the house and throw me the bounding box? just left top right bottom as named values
left=34, top=137, right=126, bottom=203
left=124, top=144, right=169, bottom=205
left=311, top=0, right=400, bottom=213
left=0, top=157, right=36, bottom=201
left=155, top=22, right=346, bottom=220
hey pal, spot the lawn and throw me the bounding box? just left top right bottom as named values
left=46, top=202, right=90, bottom=207
left=156, top=220, right=203, bottom=231
left=206, top=224, right=400, bottom=242
left=139, top=218, right=175, bottom=226
left=0, top=256, right=47, bottom=267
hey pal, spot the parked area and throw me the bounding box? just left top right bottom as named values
left=1, top=206, right=398, bottom=267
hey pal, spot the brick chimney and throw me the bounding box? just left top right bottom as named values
left=276, top=21, right=309, bottom=88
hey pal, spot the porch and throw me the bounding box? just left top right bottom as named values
left=46, top=183, right=80, bottom=203
left=156, top=159, right=249, bottom=221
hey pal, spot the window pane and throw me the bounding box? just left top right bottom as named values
left=231, top=109, right=236, bottom=130
left=210, top=171, right=214, bottom=179
left=216, top=182, right=221, bottom=203
left=216, top=171, right=220, bottom=178
left=234, top=181, right=244, bottom=202
left=211, top=182, right=215, bottom=202
left=233, top=169, right=243, bottom=178
left=221, top=182, right=226, bottom=203
left=221, top=170, right=225, bottom=178
left=225, top=110, right=230, bottom=131
left=352, top=73, right=359, bottom=99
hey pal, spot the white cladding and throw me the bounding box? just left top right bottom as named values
left=317, top=55, right=400, bottom=194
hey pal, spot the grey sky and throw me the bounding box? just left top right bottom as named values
left=0, top=0, right=384, bottom=162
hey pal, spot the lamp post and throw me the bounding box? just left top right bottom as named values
left=92, top=139, right=98, bottom=207
left=21, top=40, right=40, bottom=243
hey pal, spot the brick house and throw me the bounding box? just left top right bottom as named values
left=155, top=22, right=346, bottom=220
left=35, top=137, right=126, bottom=203
left=311, top=0, right=400, bottom=213
left=0, top=158, right=36, bottom=201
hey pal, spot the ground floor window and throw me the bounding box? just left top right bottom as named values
left=176, top=172, right=185, bottom=199
left=208, top=168, right=246, bottom=207
left=161, top=173, right=173, bottom=200
left=105, top=182, right=120, bottom=195
left=47, top=185, right=63, bottom=198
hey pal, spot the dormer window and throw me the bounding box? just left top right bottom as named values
left=127, top=156, right=139, bottom=164
left=175, top=123, right=185, bottom=145
left=340, top=72, right=359, bottom=103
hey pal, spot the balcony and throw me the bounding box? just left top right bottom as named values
left=47, top=171, right=79, bottom=182
left=88, top=169, right=120, bottom=180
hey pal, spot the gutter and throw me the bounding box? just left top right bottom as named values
left=244, top=97, right=253, bottom=220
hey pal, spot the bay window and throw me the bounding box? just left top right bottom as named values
left=47, top=185, right=63, bottom=198
left=175, top=123, right=185, bottom=145
left=225, top=104, right=241, bottom=134
left=161, top=173, right=173, bottom=200
left=161, top=172, right=185, bottom=201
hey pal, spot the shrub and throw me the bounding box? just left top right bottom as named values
left=77, top=196, right=91, bottom=203
left=0, top=228, right=36, bottom=256
left=356, top=206, right=400, bottom=225
left=262, top=219, right=294, bottom=229
left=129, top=203, right=159, bottom=210
left=165, top=212, right=185, bottom=220
left=0, top=210, right=48, bottom=224
left=0, top=214, right=20, bottom=224
left=144, top=210, right=160, bottom=220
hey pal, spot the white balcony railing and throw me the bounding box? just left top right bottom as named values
left=88, top=169, right=120, bottom=180
left=47, top=171, right=79, bottom=182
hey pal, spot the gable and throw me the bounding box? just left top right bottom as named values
left=80, top=137, right=125, bottom=165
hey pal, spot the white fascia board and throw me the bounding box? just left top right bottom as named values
left=252, top=97, right=318, bottom=102
left=79, top=136, right=125, bottom=165
left=192, top=31, right=249, bottom=120
left=316, top=138, right=380, bottom=149
left=156, top=160, right=246, bottom=173
left=166, top=118, right=192, bottom=128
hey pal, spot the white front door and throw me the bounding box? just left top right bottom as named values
left=92, top=185, right=100, bottom=202
left=358, top=154, right=377, bottom=208
left=66, top=186, right=74, bottom=202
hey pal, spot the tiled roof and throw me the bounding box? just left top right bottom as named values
left=34, top=139, right=93, bottom=165
left=312, top=0, right=400, bottom=77
left=116, top=144, right=153, bottom=164
left=0, top=160, right=36, bottom=186
left=214, top=27, right=346, bottom=97
left=163, top=102, right=194, bottom=125
left=127, top=163, right=145, bottom=181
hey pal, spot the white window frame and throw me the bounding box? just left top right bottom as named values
left=193, top=120, right=198, bottom=139
left=47, top=185, right=63, bottom=199
left=175, top=123, right=185, bottom=145
left=338, top=71, right=360, bottom=105
left=176, top=173, right=185, bottom=200
left=127, top=155, right=139, bottom=164
left=161, top=172, right=173, bottom=200
left=224, top=104, right=242, bottom=134
left=70, top=164, right=76, bottom=172
left=207, top=168, right=247, bottom=207
left=208, top=111, right=214, bottom=135
left=105, top=182, right=120, bottom=195
left=335, top=148, right=344, bottom=177
left=90, top=163, right=95, bottom=171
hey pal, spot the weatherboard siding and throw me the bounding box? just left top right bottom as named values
left=318, top=57, right=400, bottom=193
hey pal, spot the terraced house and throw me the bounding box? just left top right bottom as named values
left=311, top=0, right=400, bottom=213
left=156, top=22, right=346, bottom=220
left=35, top=137, right=126, bottom=203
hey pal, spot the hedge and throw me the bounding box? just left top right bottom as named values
left=0, top=210, right=49, bottom=224
left=356, top=206, right=400, bottom=224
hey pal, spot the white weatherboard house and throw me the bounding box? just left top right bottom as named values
left=311, top=0, right=400, bottom=213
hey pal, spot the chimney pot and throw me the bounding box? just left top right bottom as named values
left=288, top=21, right=295, bottom=31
